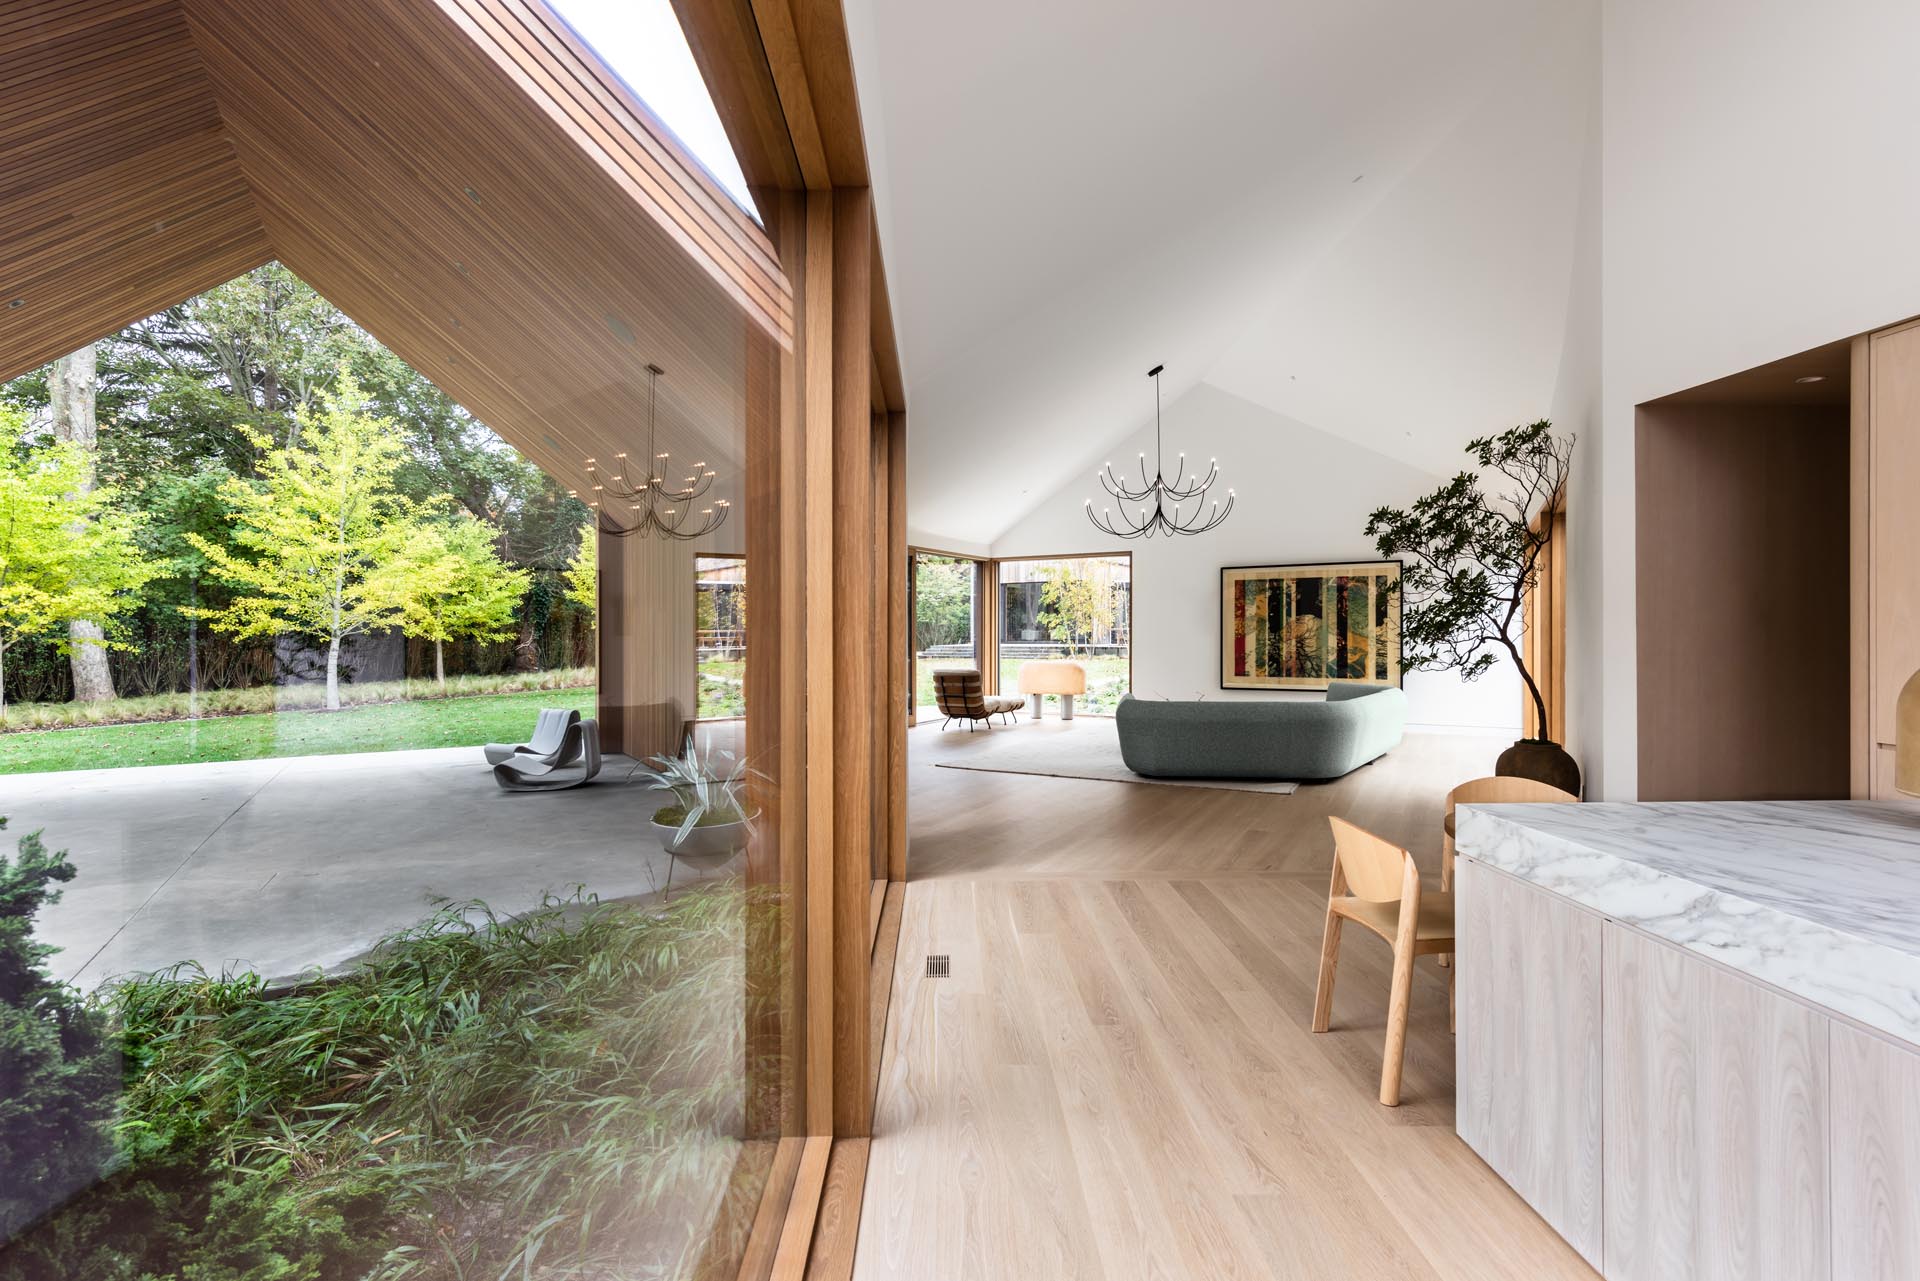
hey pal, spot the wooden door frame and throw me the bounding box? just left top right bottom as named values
left=692, top=551, right=747, bottom=724
left=1522, top=500, right=1568, bottom=743
left=907, top=545, right=992, bottom=714
left=666, top=0, right=913, bottom=1271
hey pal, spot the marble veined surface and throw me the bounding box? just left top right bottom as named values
left=1456, top=800, right=1920, bottom=1047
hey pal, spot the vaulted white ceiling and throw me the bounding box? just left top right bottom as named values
left=843, top=0, right=1597, bottom=546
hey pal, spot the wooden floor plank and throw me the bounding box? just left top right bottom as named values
left=851, top=724, right=1597, bottom=1281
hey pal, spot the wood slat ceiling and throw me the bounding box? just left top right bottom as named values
left=0, top=0, right=795, bottom=498
left=0, top=0, right=272, bottom=376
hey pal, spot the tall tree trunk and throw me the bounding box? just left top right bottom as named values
left=435, top=639, right=446, bottom=689
left=513, top=611, right=539, bottom=673
left=50, top=343, right=117, bottom=704
left=325, top=635, right=341, bottom=711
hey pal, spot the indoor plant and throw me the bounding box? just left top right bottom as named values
left=633, top=744, right=761, bottom=860
left=1364, top=419, right=1579, bottom=793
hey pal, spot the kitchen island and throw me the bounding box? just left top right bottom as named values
left=1454, top=800, right=1920, bottom=1281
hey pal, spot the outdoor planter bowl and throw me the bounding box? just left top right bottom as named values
left=650, top=811, right=756, bottom=861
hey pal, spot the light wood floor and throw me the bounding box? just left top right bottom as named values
left=852, top=721, right=1600, bottom=1280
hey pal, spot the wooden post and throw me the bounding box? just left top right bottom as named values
left=801, top=189, right=837, bottom=1138
left=887, top=412, right=909, bottom=882
left=830, top=185, right=873, bottom=1136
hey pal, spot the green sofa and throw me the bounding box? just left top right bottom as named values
left=1114, top=682, right=1407, bottom=781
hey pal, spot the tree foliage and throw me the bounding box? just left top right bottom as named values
left=0, top=409, right=155, bottom=715
left=913, top=559, right=974, bottom=651
left=375, top=515, right=530, bottom=685
left=184, top=374, right=423, bottom=710
left=563, top=521, right=597, bottom=616
left=1, top=263, right=594, bottom=702
left=1037, top=563, right=1117, bottom=657
left=1364, top=420, right=1573, bottom=740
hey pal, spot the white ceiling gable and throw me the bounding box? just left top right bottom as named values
left=1204, top=2, right=1597, bottom=477
left=845, top=0, right=1598, bottom=545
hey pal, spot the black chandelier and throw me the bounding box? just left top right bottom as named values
left=576, top=363, right=729, bottom=541
left=1085, top=364, right=1233, bottom=539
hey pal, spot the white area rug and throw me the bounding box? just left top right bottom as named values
left=928, top=716, right=1299, bottom=795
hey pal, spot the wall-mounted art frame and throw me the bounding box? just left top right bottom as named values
left=1221, top=560, right=1402, bottom=690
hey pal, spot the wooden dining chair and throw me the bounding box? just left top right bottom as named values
left=1311, top=816, right=1455, bottom=1107
left=1440, top=775, right=1579, bottom=892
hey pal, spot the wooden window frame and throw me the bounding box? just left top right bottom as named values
left=1522, top=500, right=1568, bottom=742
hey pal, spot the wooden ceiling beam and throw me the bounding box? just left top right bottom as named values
left=668, top=0, right=805, bottom=192
left=786, top=0, right=869, bottom=188
left=748, top=0, right=832, bottom=189
left=869, top=225, right=905, bottom=412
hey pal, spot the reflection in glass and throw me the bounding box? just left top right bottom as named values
left=696, top=555, right=747, bottom=720
left=0, top=262, right=795, bottom=1278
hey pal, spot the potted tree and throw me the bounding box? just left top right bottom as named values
left=633, top=743, right=761, bottom=860
left=1364, top=420, right=1579, bottom=794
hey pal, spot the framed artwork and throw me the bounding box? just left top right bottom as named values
left=1221, top=560, right=1402, bottom=690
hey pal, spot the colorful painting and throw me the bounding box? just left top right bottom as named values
left=1221, top=561, right=1402, bottom=690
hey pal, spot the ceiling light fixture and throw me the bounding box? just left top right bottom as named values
left=1794, top=374, right=1827, bottom=384
left=1085, top=364, right=1234, bottom=539
left=572, top=363, right=728, bottom=541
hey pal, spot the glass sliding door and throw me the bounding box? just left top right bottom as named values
left=911, top=552, right=982, bottom=715
left=0, top=254, right=805, bottom=1278
left=996, top=554, right=1132, bottom=713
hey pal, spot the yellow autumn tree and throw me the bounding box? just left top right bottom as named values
left=186, top=373, right=422, bottom=710
left=0, top=407, right=155, bottom=717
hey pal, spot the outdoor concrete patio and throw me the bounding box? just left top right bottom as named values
left=4, top=744, right=727, bottom=990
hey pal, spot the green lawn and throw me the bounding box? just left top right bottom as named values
left=698, top=657, right=745, bottom=718
left=0, top=687, right=598, bottom=775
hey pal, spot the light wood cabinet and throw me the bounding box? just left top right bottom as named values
left=1454, top=858, right=1605, bottom=1268
left=1831, top=1021, right=1920, bottom=1281
left=1602, top=923, right=1829, bottom=1281
left=1458, top=857, right=1920, bottom=1280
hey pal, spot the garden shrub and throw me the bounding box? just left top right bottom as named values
left=0, top=818, right=118, bottom=1243
left=0, top=881, right=783, bottom=1280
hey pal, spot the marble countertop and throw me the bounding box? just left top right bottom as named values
left=1456, top=800, right=1920, bottom=1047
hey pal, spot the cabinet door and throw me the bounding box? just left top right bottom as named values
left=1869, top=323, right=1920, bottom=800
left=1454, top=857, right=1604, bottom=1268
left=1603, top=924, right=1829, bottom=1281
left=1832, top=1021, right=1920, bottom=1281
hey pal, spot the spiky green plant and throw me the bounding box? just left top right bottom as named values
left=630, top=746, right=762, bottom=845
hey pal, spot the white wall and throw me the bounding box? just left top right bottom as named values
left=990, top=383, right=1523, bottom=734
left=1552, top=0, right=1604, bottom=794
left=1593, top=0, right=1920, bottom=796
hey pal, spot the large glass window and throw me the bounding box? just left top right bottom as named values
left=996, top=555, right=1132, bottom=713
left=912, top=552, right=980, bottom=713
left=0, top=262, right=797, bottom=1277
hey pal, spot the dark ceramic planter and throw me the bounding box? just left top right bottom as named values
left=1495, top=738, right=1582, bottom=797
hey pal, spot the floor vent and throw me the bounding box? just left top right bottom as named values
left=925, top=954, right=950, bottom=979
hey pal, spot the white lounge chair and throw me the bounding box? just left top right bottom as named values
left=493, top=719, right=603, bottom=791
left=483, top=707, right=581, bottom=767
